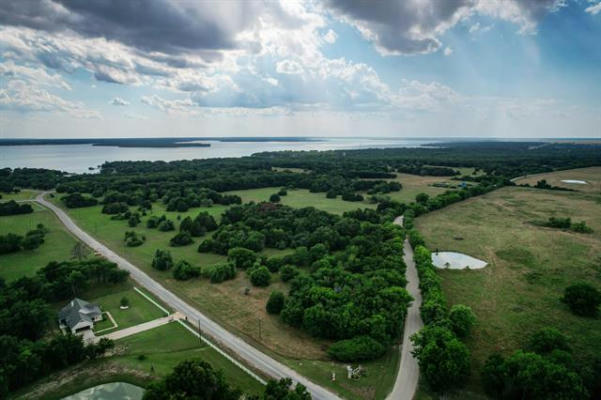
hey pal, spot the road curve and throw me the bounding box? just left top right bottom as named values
left=386, top=216, right=423, bottom=400
left=36, top=193, right=341, bottom=400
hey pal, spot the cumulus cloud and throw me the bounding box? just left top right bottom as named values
left=444, top=47, right=453, bottom=56
left=110, top=97, right=129, bottom=106
left=323, top=29, right=338, bottom=44
left=585, top=2, right=601, bottom=15
left=0, top=60, right=71, bottom=89
left=325, top=0, right=565, bottom=55
left=0, top=79, right=98, bottom=118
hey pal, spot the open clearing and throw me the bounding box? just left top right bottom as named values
left=373, top=173, right=454, bottom=204
left=226, top=187, right=376, bottom=214
left=515, top=166, right=601, bottom=193
left=0, top=189, right=40, bottom=201
left=415, top=186, right=601, bottom=394
left=0, top=204, right=79, bottom=281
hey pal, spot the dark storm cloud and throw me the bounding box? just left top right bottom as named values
left=324, top=0, right=565, bottom=55
left=0, top=0, right=263, bottom=54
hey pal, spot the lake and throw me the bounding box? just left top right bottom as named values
left=62, top=382, right=144, bottom=400
left=0, top=137, right=436, bottom=173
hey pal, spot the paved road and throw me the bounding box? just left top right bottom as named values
left=35, top=193, right=341, bottom=400
left=386, top=216, right=424, bottom=400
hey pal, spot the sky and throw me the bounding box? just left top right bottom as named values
left=0, top=0, right=600, bottom=139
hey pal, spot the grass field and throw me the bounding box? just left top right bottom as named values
left=225, top=187, right=376, bottom=214
left=0, top=204, right=79, bottom=282
left=415, top=186, right=601, bottom=395
left=15, top=322, right=265, bottom=400
left=515, top=166, right=601, bottom=193
left=372, top=173, right=452, bottom=204
left=0, top=189, right=40, bottom=201
left=91, top=286, right=166, bottom=333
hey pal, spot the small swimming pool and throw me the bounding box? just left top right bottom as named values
left=62, top=382, right=144, bottom=400
left=432, top=251, right=487, bottom=270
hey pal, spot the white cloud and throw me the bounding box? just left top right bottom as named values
left=110, top=97, right=129, bottom=106
left=323, top=29, right=338, bottom=44
left=141, top=94, right=197, bottom=115
left=444, top=47, right=453, bottom=56
left=0, top=79, right=99, bottom=118
left=0, top=60, right=71, bottom=90
left=276, top=60, right=304, bottom=75
left=585, top=2, right=601, bottom=15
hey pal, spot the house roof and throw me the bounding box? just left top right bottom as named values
left=58, top=298, right=101, bottom=330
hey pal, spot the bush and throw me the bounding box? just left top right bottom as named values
left=120, top=297, right=129, bottom=307
left=449, top=304, right=476, bottom=338
left=265, top=257, right=285, bottom=273
left=0, top=233, right=23, bottom=254
left=249, top=266, right=271, bottom=287
left=0, top=200, right=33, bottom=216
left=61, top=193, right=98, bottom=208
left=280, top=265, right=299, bottom=282
left=561, top=283, right=601, bottom=317
left=227, top=247, right=257, bottom=270
left=169, top=231, right=193, bottom=247
left=209, top=263, right=236, bottom=283
left=124, top=231, right=145, bottom=247
left=157, top=219, right=175, bottom=232
left=266, top=291, right=285, bottom=314
left=172, top=260, right=200, bottom=281
left=328, top=336, right=386, bottom=362
left=269, top=193, right=281, bottom=203
left=102, top=202, right=128, bottom=215
left=278, top=188, right=287, bottom=196
left=527, top=327, right=570, bottom=355
left=152, top=249, right=173, bottom=271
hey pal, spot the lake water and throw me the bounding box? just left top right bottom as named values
left=0, top=137, right=436, bottom=173
left=62, top=382, right=144, bottom=400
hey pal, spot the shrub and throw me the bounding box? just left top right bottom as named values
left=249, top=266, right=271, bottom=287
left=152, top=249, right=173, bottom=271
left=280, top=265, right=299, bottom=282
left=170, top=231, right=193, bottom=247
left=102, top=202, right=128, bottom=215
left=269, top=193, right=281, bottom=203
left=527, top=327, right=570, bottom=355
left=120, top=297, right=129, bottom=307
left=61, top=193, right=98, bottom=208
left=227, top=247, right=257, bottom=270
left=265, top=257, right=284, bottom=273
left=561, top=283, right=601, bottom=317
left=328, top=336, right=386, bottom=362
left=124, top=231, right=145, bottom=247
left=172, top=260, right=200, bottom=281
left=0, top=200, right=33, bottom=216
left=449, top=304, right=476, bottom=338
left=278, top=188, right=287, bottom=196
left=0, top=233, right=23, bottom=254
left=266, top=291, right=285, bottom=314
left=157, top=219, right=175, bottom=232
left=209, top=263, right=236, bottom=283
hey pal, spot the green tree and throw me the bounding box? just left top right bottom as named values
left=448, top=304, right=476, bottom=338
left=527, top=327, right=570, bottom=355
left=143, top=360, right=241, bottom=400
left=71, top=242, right=90, bottom=261
left=561, top=282, right=601, bottom=317
left=270, top=193, right=281, bottom=203
left=266, top=291, right=285, bottom=314
left=152, top=249, right=173, bottom=271
left=411, top=326, right=471, bottom=393
left=263, top=377, right=311, bottom=400
left=250, top=266, right=271, bottom=287
left=227, top=247, right=257, bottom=269
left=172, top=260, right=200, bottom=281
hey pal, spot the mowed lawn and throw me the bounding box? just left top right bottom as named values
left=415, top=186, right=601, bottom=391
left=225, top=187, right=376, bottom=215
left=91, top=286, right=167, bottom=333
left=515, top=166, right=601, bottom=193
left=0, top=189, right=40, bottom=201
left=0, top=203, right=79, bottom=282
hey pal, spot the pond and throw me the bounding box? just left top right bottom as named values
left=62, top=382, right=144, bottom=400
left=561, top=179, right=588, bottom=185
left=431, top=251, right=487, bottom=270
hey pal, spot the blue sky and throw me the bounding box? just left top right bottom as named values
left=1, top=0, right=600, bottom=138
